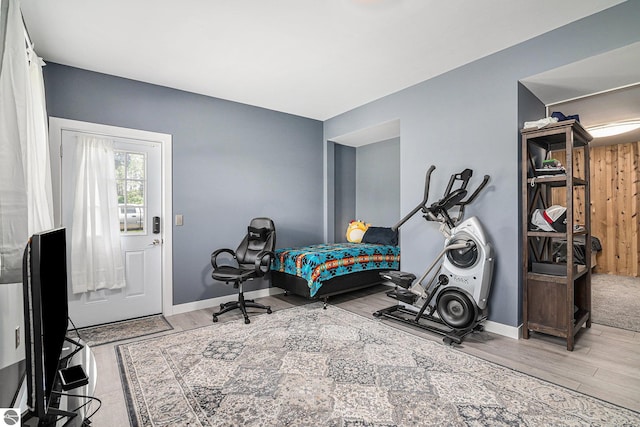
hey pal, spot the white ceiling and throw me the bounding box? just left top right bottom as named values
left=20, top=0, right=625, bottom=121
left=330, top=119, right=400, bottom=147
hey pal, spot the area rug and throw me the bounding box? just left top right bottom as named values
left=76, top=315, right=173, bottom=347
left=116, top=303, right=639, bottom=427
left=591, top=273, right=640, bottom=332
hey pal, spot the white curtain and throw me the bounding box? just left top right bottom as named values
left=0, top=0, right=53, bottom=283
left=70, top=136, right=125, bottom=293
left=25, top=44, right=54, bottom=234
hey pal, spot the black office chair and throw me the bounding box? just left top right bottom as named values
left=210, top=217, right=276, bottom=324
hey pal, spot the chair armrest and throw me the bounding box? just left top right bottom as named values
left=211, top=248, right=236, bottom=269
left=253, top=250, right=275, bottom=277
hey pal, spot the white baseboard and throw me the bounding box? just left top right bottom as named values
left=169, top=285, right=522, bottom=340
left=483, top=320, right=521, bottom=339
left=170, top=287, right=285, bottom=316
left=379, top=283, right=521, bottom=340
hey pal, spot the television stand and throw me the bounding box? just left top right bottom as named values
left=19, top=340, right=97, bottom=427
left=25, top=407, right=78, bottom=427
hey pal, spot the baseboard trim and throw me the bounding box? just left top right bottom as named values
left=484, top=320, right=521, bottom=339
left=170, top=286, right=522, bottom=340
left=170, top=287, right=285, bottom=316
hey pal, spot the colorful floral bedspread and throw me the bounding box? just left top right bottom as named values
left=273, top=243, right=400, bottom=297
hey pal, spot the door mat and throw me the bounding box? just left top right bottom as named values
left=75, top=315, right=173, bottom=347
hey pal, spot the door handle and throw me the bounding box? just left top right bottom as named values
left=148, top=239, right=161, bottom=247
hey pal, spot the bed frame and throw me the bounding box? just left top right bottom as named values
left=271, top=269, right=391, bottom=308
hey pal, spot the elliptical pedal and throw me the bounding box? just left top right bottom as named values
left=380, top=270, right=416, bottom=288
left=381, top=270, right=419, bottom=304
left=386, top=288, right=418, bottom=305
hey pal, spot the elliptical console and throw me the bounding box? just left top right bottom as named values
left=374, top=165, right=494, bottom=344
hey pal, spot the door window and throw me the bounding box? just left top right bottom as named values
left=116, top=151, right=146, bottom=234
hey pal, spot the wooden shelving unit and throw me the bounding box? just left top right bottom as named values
left=521, top=120, right=593, bottom=351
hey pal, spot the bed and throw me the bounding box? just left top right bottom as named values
left=271, top=242, right=400, bottom=305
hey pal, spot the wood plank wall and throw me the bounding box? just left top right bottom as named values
left=552, top=141, right=639, bottom=277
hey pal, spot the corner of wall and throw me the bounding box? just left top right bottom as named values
left=483, top=320, right=522, bottom=340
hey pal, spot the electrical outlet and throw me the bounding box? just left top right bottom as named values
left=15, top=326, right=20, bottom=348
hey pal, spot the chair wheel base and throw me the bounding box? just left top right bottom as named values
left=211, top=297, right=271, bottom=324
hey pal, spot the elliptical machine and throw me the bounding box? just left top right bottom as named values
left=374, top=165, right=494, bottom=345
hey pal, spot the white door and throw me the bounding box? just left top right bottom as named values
left=61, top=131, right=163, bottom=327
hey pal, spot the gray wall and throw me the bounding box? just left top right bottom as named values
left=43, top=64, right=323, bottom=305
left=516, top=82, right=547, bottom=323
left=333, top=143, right=356, bottom=242
left=356, top=137, right=400, bottom=227
left=324, top=1, right=640, bottom=327
left=333, top=137, right=400, bottom=242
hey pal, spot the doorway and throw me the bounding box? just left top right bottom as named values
left=49, top=118, right=173, bottom=328
left=519, top=44, right=640, bottom=333
left=328, top=119, right=401, bottom=242
left=547, top=87, right=640, bottom=277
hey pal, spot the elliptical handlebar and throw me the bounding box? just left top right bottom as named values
left=422, top=165, right=436, bottom=207
left=391, top=165, right=436, bottom=232
left=459, top=174, right=490, bottom=207
left=391, top=165, right=490, bottom=232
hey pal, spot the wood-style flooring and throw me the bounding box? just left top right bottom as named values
left=90, top=285, right=640, bottom=426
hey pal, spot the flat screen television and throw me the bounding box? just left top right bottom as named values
left=22, top=227, right=70, bottom=422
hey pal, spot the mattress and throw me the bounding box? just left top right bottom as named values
left=272, top=243, right=400, bottom=297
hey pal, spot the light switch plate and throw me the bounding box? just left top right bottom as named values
left=175, top=214, right=183, bottom=226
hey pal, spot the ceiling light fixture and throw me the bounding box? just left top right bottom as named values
left=586, top=119, right=640, bottom=138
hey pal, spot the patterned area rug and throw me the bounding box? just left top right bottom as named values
left=76, top=315, right=173, bottom=347
left=591, top=274, right=640, bottom=332
left=116, top=304, right=639, bottom=426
